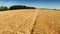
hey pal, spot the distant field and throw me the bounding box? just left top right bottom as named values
left=0, top=9, right=60, bottom=34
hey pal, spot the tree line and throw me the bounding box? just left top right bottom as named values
left=0, top=5, right=36, bottom=11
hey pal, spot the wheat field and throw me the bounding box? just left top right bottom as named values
left=33, top=10, right=60, bottom=34
left=0, top=9, right=60, bottom=34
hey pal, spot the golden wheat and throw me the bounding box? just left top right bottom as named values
left=0, top=9, right=60, bottom=34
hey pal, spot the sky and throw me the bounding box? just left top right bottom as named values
left=0, top=0, right=60, bottom=9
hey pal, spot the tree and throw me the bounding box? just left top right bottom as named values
left=0, top=6, right=8, bottom=11
left=9, top=5, right=36, bottom=10
left=9, top=5, right=26, bottom=10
